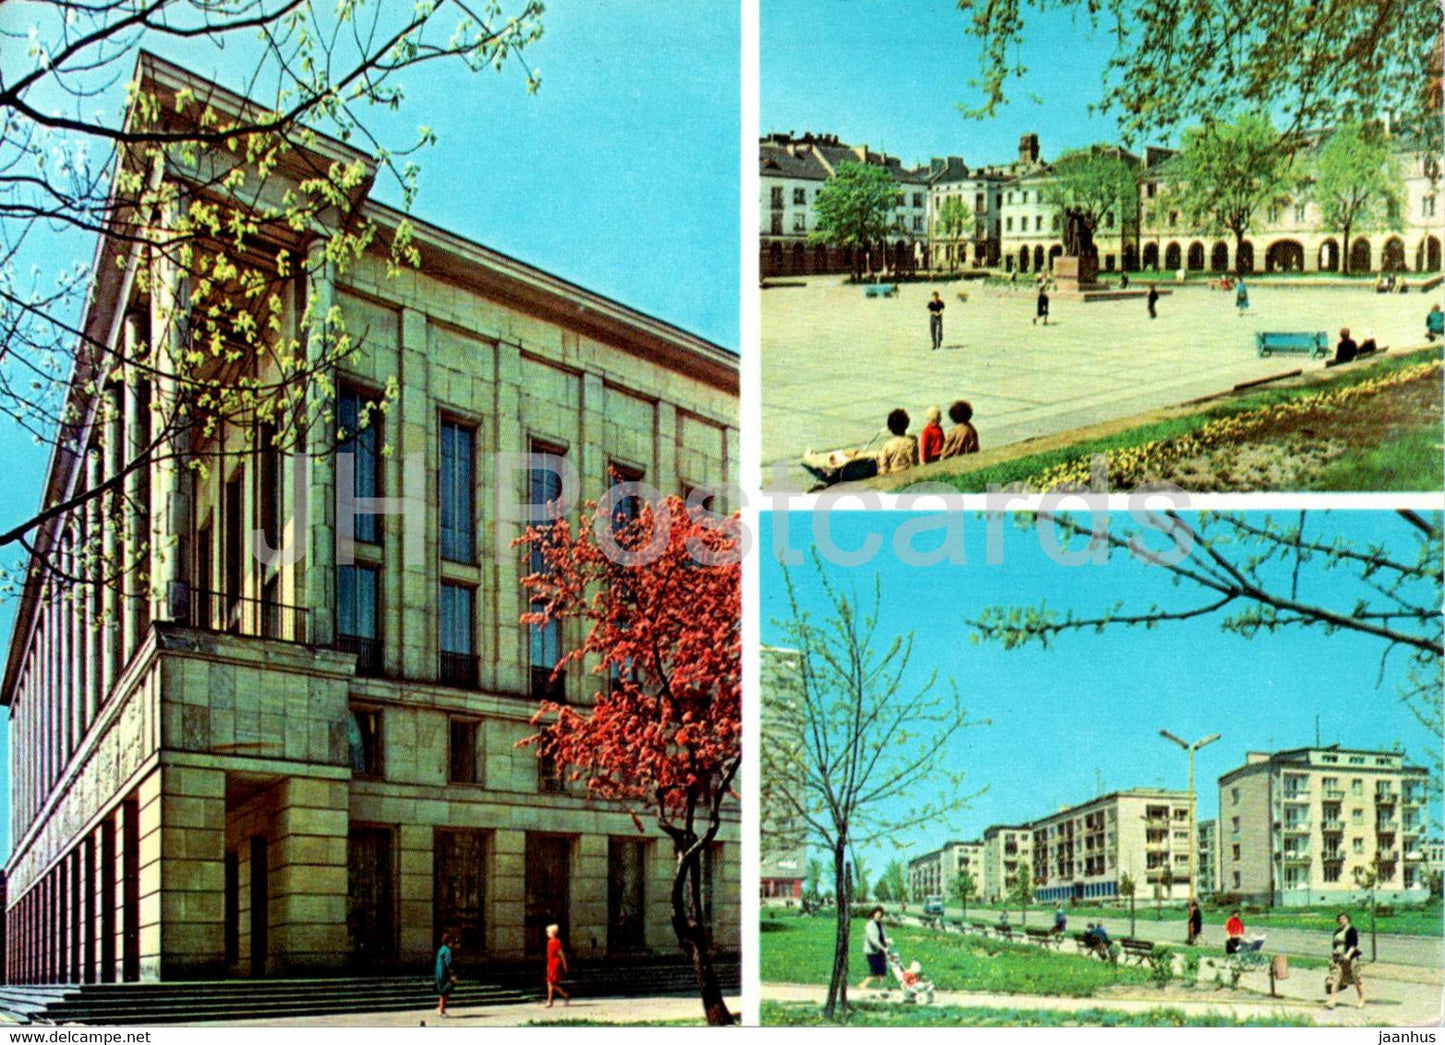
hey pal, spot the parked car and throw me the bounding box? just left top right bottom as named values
left=922, top=895, right=945, bottom=916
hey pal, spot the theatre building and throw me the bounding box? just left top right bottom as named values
left=4, top=56, right=739, bottom=983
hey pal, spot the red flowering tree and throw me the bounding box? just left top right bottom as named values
left=517, top=496, right=741, bottom=1026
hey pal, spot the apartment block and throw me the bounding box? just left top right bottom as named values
left=4, top=56, right=739, bottom=985
left=1030, top=790, right=1194, bottom=904
left=980, top=825, right=1033, bottom=904
left=1197, top=819, right=1219, bottom=898
left=1218, top=746, right=1430, bottom=906
left=760, top=647, right=808, bottom=904
left=907, top=841, right=983, bottom=902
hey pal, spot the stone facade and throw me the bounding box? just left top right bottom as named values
left=1218, top=746, right=1430, bottom=907
left=4, top=56, right=739, bottom=984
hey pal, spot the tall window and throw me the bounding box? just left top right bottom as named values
left=769, top=186, right=783, bottom=208
left=439, top=420, right=475, bottom=563
left=528, top=443, right=565, bottom=698
left=439, top=582, right=476, bottom=688
left=449, top=719, right=480, bottom=784
left=350, top=708, right=384, bottom=778
left=792, top=187, right=805, bottom=205
left=337, top=564, right=382, bottom=675
left=339, top=387, right=382, bottom=544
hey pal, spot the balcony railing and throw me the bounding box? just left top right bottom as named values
left=1282, top=849, right=1311, bottom=863
left=439, top=651, right=479, bottom=689
left=1374, top=792, right=1397, bottom=805
left=334, top=634, right=384, bottom=677
left=1323, top=788, right=1346, bottom=801
left=1322, top=851, right=1344, bottom=862
left=1282, top=792, right=1310, bottom=803
left=1376, top=849, right=1399, bottom=862
left=1321, top=819, right=1344, bottom=832
left=179, top=583, right=309, bottom=644
left=1282, top=821, right=1311, bottom=834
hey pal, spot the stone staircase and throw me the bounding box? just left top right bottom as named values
left=0, top=956, right=740, bottom=1025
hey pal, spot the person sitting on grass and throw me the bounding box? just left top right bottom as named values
left=1334, top=327, right=1358, bottom=365
left=918, top=405, right=945, bottom=464
left=876, top=408, right=919, bottom=476
left=940, top=400, right=980, bottom=458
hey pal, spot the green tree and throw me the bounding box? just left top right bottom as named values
left=851, top=855, right=871, bottom=904
left=811, top=162, right=903, bottom=281
left=805, top=859, right=825, bottom=902
left=1157, top=866, right=1174, bottom=920
left=951, top=870, right=978, bottom=919
left=879, top=858, right=908, bottom=905
left=1164, top=114, right=1296, bottom=273
left=768, top=558, right=981, bottom=1019
left=1010, top=864, right=1033, bottom=926
left=0, top=1, right=544, bottom=592
left=935, top=195, right=975, bottom=270
left=1312, top=122, right=1407, bottom=274
left=955, top=0, right=1440, bottom=151
left=1120, top=872, right=1138, bottom=938
left=1043, top=148, right=1139, bottom=255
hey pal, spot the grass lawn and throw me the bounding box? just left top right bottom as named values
left=760, top=915, right=1149, bottom=997
left=760, top=1000, right=1314, bottom=1027
left=934, top=349, right=1444, bottom=492
left=959, top=899, right=1442, bottom=938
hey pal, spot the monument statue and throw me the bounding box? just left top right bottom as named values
left=1063, top=209, right=1096, bottom=259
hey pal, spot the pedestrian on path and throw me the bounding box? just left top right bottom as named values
left=545, top=924, right=571, bottom=1007
left=1033, top=285, right=1050, bottom=325
left=928, top=292, right=945, bottom=350
left=1187, top=901, right=1203, bottom=946
left=1326, top=913, right=1365, bottom=1011
left=1235, top=278, right=1250, bottom=316
left=859, top=907, right=889, bottom=991
left=1147, top=283, right=1160, bottom=319
left=435, top=931, right=458, bottom=1017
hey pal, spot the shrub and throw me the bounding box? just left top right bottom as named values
left=1146, top=946, right=1175, bottom=988
left=1180, top=951, right=1201, bottom=986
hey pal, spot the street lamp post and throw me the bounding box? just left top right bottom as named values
left=1160, top=730, right=1222, bottom=909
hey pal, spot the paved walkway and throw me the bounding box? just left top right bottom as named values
left=762, top=975, right=1439, bottom=1027
left=175, top=994, right=738, bottom=1027
left=761, top=277, right=1435, bottom=486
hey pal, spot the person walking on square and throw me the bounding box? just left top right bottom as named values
left=1187, top=900, right=1203, bottom=946
left=1033, top=284, right=1050, bottom=325
left=1147, top=283, right=1160, bottom=319
left=928, top=291, right=945, bottom=350
left=545, top=924, right=571, bottom=1007
left=859, top=907, right=890, bottom=991
left=1326, top=912, right=1365, bottom=1010
left=435, top=931, right=458, bottom=1017
left=1234, top=277, right=1249, bottom=317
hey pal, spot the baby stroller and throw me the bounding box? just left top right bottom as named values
left=886, top=948, right=936, bottom=1004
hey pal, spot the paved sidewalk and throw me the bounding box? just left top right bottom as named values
left=762, top=979, right=1438, bottom=1027
left=762, top=277, right=1434, bottom=485
left=175, top=994, right=739, bottom=1027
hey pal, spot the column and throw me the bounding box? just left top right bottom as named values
left=490, top=829, right=526, bottom=959
left=148, top=258, right=184, bottom=625
left=654, top=400, right=678, bottom=493
left=303, top=249, right=336, bottom=647
left=398, top=825, right=433, bottom=965
left=269, top=776, right=348, bottom=975
left=123, top=345, right=148, bottom=661
left=490, top=341, right=524, bottom=694
left=102, top=378, right=124, bottom=699
left=572, top=834, right=608, bottom=959
left=68, top=525, right=85, bottom=756
left=86, top=447, right=104, bottom=720
left=397, top=307, right=430, bottom=681
left=155, top=766, right=227, bottom=979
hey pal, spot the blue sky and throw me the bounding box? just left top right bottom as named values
left=763, top=0, right=1148, bottom=166
left=0, top=1, right=739, bottom=861
left=761, top=510, right=1441, bottom=871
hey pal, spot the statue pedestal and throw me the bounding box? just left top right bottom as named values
left=1053, top=254, right=1106, bottom=295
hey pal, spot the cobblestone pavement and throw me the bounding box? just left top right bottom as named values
left=761, top=277, right=1434, bottom=485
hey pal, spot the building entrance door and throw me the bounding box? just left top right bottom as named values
left=525, top=835, right=572, bottom=957
left=433, top=829, right=487, bottom=953
left=347, top=827, right=396, bottom=966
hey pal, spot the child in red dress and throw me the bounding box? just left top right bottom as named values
left=545, top=923, right=570, bottom=1008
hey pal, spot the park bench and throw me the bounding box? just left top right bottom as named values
left=1024, top=927, right=1063, bottom=950
left=993, top=923, right=1017, bottom=941
left=1119, top=938, right=1156, bottom=965
left=1428, top=311, right=1443, bottom=340
left=863, top=283, right=898, bottom=298
left=970, top=920, right=992, bottom=937
left=1073, top=932, right=1112, bottom=960
left=1256, top=331, right=1329, bottom=359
